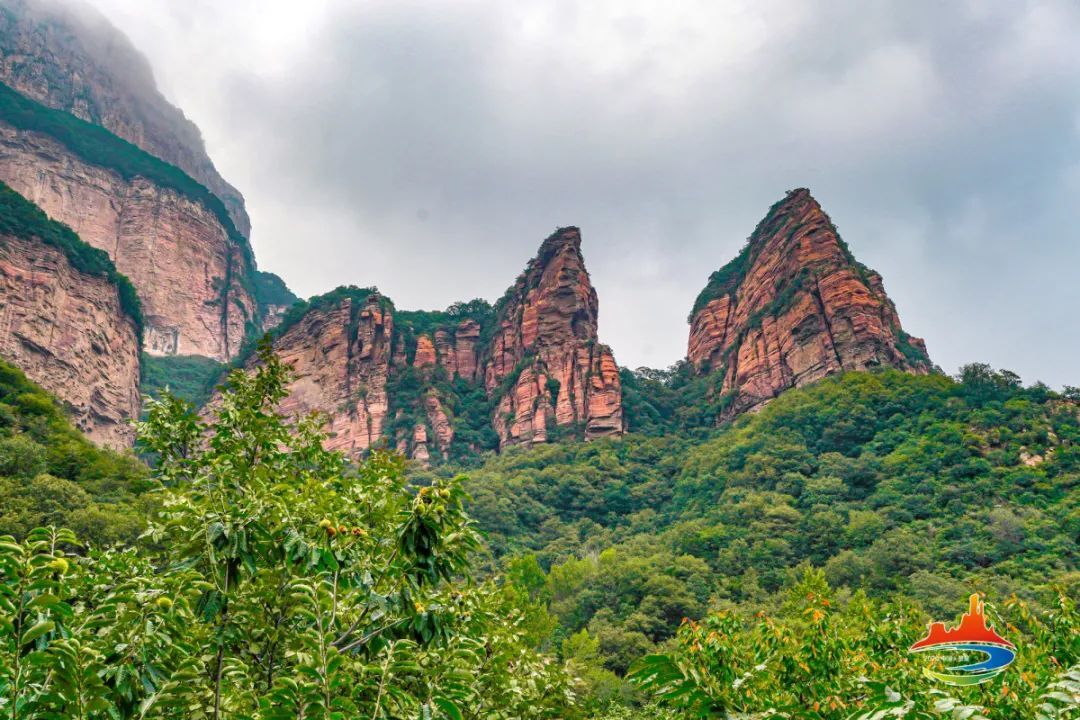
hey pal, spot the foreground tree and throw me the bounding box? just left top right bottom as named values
left=0, top=341, right=576, bottom=719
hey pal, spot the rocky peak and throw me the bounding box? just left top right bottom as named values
left=486, top=227, right=622, bottom=446
left=228, top=227, right=624, bottom=462
left=687, top=188, right=930, bottom=419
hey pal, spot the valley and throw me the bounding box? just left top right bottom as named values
left=0, top=1, right=1075, bottom=718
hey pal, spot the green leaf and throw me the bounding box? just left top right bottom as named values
left=20, top=619, right=55, bottom=645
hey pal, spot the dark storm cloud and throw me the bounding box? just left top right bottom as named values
left=87, top=0, right=1080, bottom=385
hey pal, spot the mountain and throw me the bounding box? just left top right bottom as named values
left=0, top=181, right=140, bottom=446
left=485, top=227, right=623, bottom=446
left=0, top=0, right=250, bottom=237
left=687, top=188, right=931, bottom=419
left=231, top=227, right=623, bottom=461
left=0, top=77, right=258, bottom=361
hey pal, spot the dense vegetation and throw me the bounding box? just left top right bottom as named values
left=0, top=82, right=253, bottom=268
left=418, top=365, right=1079, bottom=712
left=140, top=354, right=224, bottom=407
left=627, top=571, right=1078, bottom=719
left=0, top=344, right=1077, bottom=716
left=395, top=299, right=495, bottom=345
left=0, top=360, right=148, bottom=547
left=252, top=270, right=299, bottom=310
left=0, top=182, right=143, bottom=333
left=1, top=344, right=578, bottom=718
left=618, top=362, right=732, bottom=433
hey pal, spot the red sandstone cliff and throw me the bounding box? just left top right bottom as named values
left=485, top=227, right=623, bottom=447
left=0, top=123, right=256, bottom=360
left=687, top=189, right=929, bottom=419
left=0, top=0, right=250, bottom=236
left=238, top=228, right=624, bottom=461
left=0, top=193, right=140, bottom=447
left=265, top=292, right=393, bottom=457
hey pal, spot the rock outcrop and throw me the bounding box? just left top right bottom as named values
left=485, top=227, right=623, bottom=446
left=0, top=184, right=140, bottom=447
left=266, top=292, right=393, bottom=457
left=253, top=270, right=298, bottom=331
left=0, top=121, right=257, bottom=361
left=234, top=228, right=624, bottom=461
left=0, top=0, right=250, bottom=236
left=687, top=188, right=930, bottom=419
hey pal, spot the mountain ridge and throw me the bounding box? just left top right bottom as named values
left=222, top=227, right=624, bottom=461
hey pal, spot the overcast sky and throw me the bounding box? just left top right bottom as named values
left=81, top=0, right=1080, bottom=386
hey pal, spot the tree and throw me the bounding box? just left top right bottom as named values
left=0, top=340, right=577, bottom=719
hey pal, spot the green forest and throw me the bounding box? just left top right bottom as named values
left=0, top=348, right=1077, bottom=717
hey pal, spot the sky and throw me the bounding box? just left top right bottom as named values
left=79, top=0, right=1080, bottom=386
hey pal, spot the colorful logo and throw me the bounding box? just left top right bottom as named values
left=908, top=594, right=1015, bottom=685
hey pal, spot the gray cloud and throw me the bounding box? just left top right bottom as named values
left=84, top=0, right=1080, bottom=386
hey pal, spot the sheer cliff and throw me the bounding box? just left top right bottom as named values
left=0, top=0, right=251, bottom=236
left=0, top=83, right=258, bottom=361
left=0, top=182, right=140, bottom=447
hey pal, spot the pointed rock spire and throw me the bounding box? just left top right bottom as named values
left=688, top=188, right=930, bottom=419
left=486, top=226, right=623, bottom=447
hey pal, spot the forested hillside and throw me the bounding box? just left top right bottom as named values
left=418, top=364, right=1079, bottom=711
left=0, top=360, right=148, bottom=545
left=1, top=350, right=1077, bottom=716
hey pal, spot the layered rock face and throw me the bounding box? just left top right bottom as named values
left=268, top=293, right=393, bottom=457
left=0, top=229, right=140, bottom=447
left=0, top=124, right=256, bottom=360
left=0, top=0, right=250, bottom=235
left=244, top=228, right=624, bottom=462
left=485, top=228, right=623, bottom=445
left=688, top=188, right=930, bottom=419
